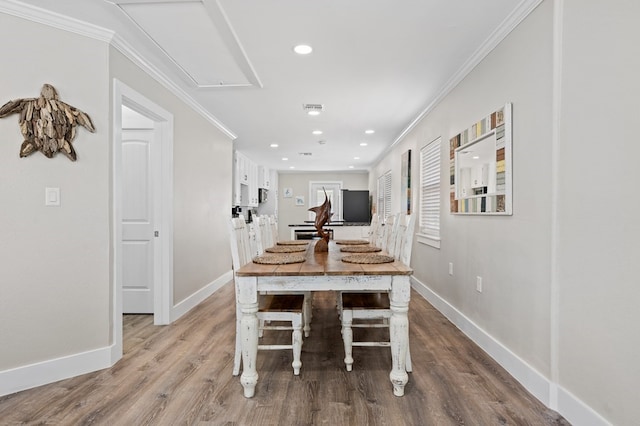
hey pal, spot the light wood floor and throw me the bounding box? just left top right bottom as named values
left=0, top=283, right=569, bottom=425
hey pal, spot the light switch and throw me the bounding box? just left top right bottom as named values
left=45, top=187, right=60, bottom=206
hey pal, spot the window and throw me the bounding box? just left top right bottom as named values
left=419, top=137, right=441, bottom=248
left=309, top=181, right=342, bottom=221
left=377, top=171, right=392, bottom=222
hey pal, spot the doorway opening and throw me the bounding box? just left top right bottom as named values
left=112, top=79, right=174, bottom=363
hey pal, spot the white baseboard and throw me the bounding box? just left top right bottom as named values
left=411, top=277, right=610, bottom=426
left=0, top=271, right=234, bottom=398
left=171, top=270, right=233, bottom=321
left=0, top=345, right=113, bottom=397
left=556, top=385, right=611, bottom=426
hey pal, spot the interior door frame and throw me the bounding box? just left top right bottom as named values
left=111, top=79, right=174, bottom=362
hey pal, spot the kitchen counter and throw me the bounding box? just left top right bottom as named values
left=289, top=223, right=370, bottom=240
left=288, top=222, right=370, bottom=227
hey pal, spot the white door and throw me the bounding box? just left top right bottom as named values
left=122, top=129, right=157, bottom=314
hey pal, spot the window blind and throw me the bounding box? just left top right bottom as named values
left=377, top=171, right=392, bottom=222
left=420, top=138, right=441, bottom=237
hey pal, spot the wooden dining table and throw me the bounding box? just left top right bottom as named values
left=234, top=240, right=413, bottom=398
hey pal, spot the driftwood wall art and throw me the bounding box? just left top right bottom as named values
left=308, top=187, right=332, bottom=252
left=0, top=84, right=95, bottom=161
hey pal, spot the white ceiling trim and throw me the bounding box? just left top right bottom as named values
left=383, top=0, right=544, bottom=156
left=0, top=0, right=236, bottom=139
left=0, top=0, right=115, bottom=43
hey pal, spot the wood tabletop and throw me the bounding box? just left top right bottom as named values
left=236, top=241, right=413, bottom=277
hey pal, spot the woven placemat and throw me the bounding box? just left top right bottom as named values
left=335, top=239, right=370, bottom=245
left=265, top=245, right=307, bottom=253
left=340, top=245, right=382, bottom=253
left=276, top=241, right=310, bottom=246
left=253, top=253, right=306, bottom=265
left=341, top=254, right=395, bottom=264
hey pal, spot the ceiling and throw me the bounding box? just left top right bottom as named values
left=3, top=0, right=537, bottom=172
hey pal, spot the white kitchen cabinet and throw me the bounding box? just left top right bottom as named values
left=258, top=165, right=270, bottom=189
left=333, top=226, right=370, bottom=240
left=233, top=150, right=266, bottom=207
left=471, top=163, right=489, bottom=188
left=232, top=152, right=243, bottom=205
left=236, top=151, right=249, bottom=185
left=248, top=161, right=259, bottom=207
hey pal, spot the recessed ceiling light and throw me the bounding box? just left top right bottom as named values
left=307, top=110, right=320, bottom=116
left=360, top=142, right=368, bottom=146
left=365, top=129, right=375, bottom=134
left=293, top=44, right=313, bottom=55
left=312, top=130, right=323, bottom=135
left=270, top=143, right=278, bottom=148
left=289, top=166, right=295, bottom=169
left=354, top=156, right=360, bottom=160
left=472, top=156, right=480, bottom=159
left=282, top=157, right=288, bottom=161
left=348, top=165, right=354, bottom=169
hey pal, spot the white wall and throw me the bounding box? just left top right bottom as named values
left=371, top=1, right=640, bottom=424
left=277, top=172, right=368, bottom=241
left=556, top=1, right=640, bottom=424
left=373, top=0, right=554, bottom=374
left=0, top=14, right=111, bottom=371
left=0, top=11, right=234, bottom=395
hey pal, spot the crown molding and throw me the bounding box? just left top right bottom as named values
left=0, top=0, right=115, bottom=42
left=0, top=0, right=236, bottom=140
left=382, top=0, right=544, bottom=156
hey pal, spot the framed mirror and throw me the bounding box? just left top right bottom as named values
left=450, top=103, right=512, bottom=215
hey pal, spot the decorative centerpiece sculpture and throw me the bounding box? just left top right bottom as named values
left=308, top=188, right=332, bottom=252
left=0, top=84, right=95, bottom=161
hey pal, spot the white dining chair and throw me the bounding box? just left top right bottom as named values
left=247, top=219, right=262, bottom=257
left=379, top=213, right=399, bottom=254
left=257, top=215, right=274, bottom=249
left=340, top=213, right=416, bottom=372
left=256, top=214, right=313, bottom=337
left=229, top=216, right=305, bottom=376
left=268, top=214, right=279, bottom=245
left=368, top=214, right=382, bottom=246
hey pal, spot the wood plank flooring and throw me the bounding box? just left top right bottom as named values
left=0, top=283, right=569, bottom=425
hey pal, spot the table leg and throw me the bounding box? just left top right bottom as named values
left=389, top=275, right=411, bottom=396
left=238, top=277, right=259, bottom=398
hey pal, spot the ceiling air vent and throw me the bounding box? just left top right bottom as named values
left=298, top=152, right=313, bottom=156
left=302, top=104, right=324, bottom=114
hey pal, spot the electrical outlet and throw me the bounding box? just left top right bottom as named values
left=448, top=262, right=453, bottom=276
left=476, top=276, right=483, bottom=293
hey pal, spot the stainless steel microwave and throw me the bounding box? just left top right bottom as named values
left=258, top=188, right=268, bottom=203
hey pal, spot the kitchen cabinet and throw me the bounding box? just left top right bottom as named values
left=248, top=161, right=259, bottom=207
left=232, top=152, right=243, bottom=205
left=258, top=165, right=270, bottom=189
left=471, top=164, right=489, bottom=188
left=233, top=151, right=260, bottom=207
left=237, top=152, right=249, bottom=185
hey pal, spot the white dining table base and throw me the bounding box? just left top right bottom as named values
left=237, top=274, right=411, bottom=398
